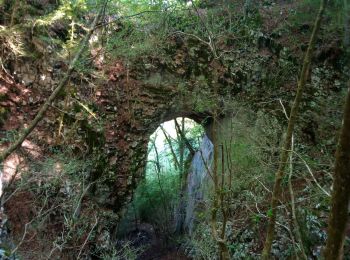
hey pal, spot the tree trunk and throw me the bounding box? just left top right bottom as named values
left=178, top=117, right=185, bottom=178
left=323, top=82, right=350, bottom=260
left=261, top=0, right=326, bottom=258
left=160, top=125, right=180, bottom=170
left=344, top=0, right=350, bottom=47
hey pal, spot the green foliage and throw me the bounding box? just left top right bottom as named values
left=39, top=153, right=91, bottom=178
left=186, top=221, right=261, bottom=259
left=4, top=148, right=114, bottom=258
left=288, top=0, right=344, bottom=33
left=147, top=119, right=204, bottom=172
left=228, top=228, right=260, bottom=259
left=184, top=222, right=218, bottom=259
left=262, top=47, right=297, bottom=90
left=72, top=47, right=96, bottom=74
left=0, top=129, right=18, bottom=145
left=1, top=0, right=57, bottom=25
left=102, top=240, right=144, bottom=260
left=186, top=123, right=204, bottom=147
left=191, top=78, right=217, bottom=113
left=119, top=168, right=180, bottom=235
left=0, top=26, right=27, bottom=57
left=104, top=1, right=190, bottom=61
left=297, top=209, right=327, bottom=258
left=104, top=0, right=265, bottom=63
left=182, top=106, right=283, bottom=259
left=217, top=108, right=282, bottom=196
left=105, top=13, right=169, bottom=61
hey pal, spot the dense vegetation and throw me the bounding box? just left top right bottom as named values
left=0, top=0, right=349, bottom=259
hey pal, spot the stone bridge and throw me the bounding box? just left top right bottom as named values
left=3, top=32, right=315, bottom=218
left=71, top=35, right=285, bottom=215
left=92, top=39, right=225, bottom=213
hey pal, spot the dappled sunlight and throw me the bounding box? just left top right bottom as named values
left=21, top=140, right=42, bottom=159
left=53, top=162, right=63, bottom=175
left=2, top=153, right=26, bottom=182
left=1, top=153, right=27, bottom=197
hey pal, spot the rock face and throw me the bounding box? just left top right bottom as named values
left=184, top=135, right=213, bottom=234
left=88, top=38, right=345, bottom=217
left=88, top=35, right=283, bottom=214
left=91, top=56, right=217, bottom=212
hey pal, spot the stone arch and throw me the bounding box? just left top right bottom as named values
left=89, top=34, right=279, bottom=215
left=92, top=67, right=216, bottom=214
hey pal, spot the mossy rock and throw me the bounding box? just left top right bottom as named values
left=0, top=106, right=8, bottom=126
left=0, top=92, right=7, bottom=102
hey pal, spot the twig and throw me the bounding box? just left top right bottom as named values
left=71, top=97, right=98, bottom=120
left=199, top=148, right=214, bottom=182
left=159, top=125, right=180, bottom=170
left=11, top=198, right=57, bottom=256
left=288, top=135, right=307, bottom=259
left=77, top=215, right=98, bottom=259
left=171, top=31, right=210, bottom=46
left=73, top=182, right=93, bottom=220
left=174, top=119, right=196, bottom=156
left=279, top=99, right=289, bottom=120
left=291, top=150, right=331, bottom=197
left=254, top=177, right=272, bottom=193
left=96, top=8, right=187, bottom=29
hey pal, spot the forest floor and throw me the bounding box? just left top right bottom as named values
left=119, top=222, right=191, bottom=260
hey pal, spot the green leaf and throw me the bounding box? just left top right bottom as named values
left=267, top=208, right=273, bottom=218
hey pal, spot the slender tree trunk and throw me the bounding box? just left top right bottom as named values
left=323, top=84, right=350, bottom=259
left=344, top=0, right=350, bottom=47
left=174, top=152, right=195, bottom=234
left=178, top=117, right=185, bottom=178
left=10, top=0, right=19, bottom=27
left=152, top=141, right=170, bottom=233
left=261, top=1, right=326, bottom=258
left=210, top=76, right=230, bottom=259
left=219, top=144, right=229, bottom=260
left=174, top=119, right=196, bottom=156
left=210, top=117, right=219, bottom=236
left=288, top=135, right=307, bottom=260
left=160, top=125, right=180, bottom=170
left=0, top=1, right=106, bottom=163
left=173, top=118, right=196, bottom=234
left=210, top=121, right=230, bottom=260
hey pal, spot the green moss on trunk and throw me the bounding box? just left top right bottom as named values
left=324, top=84, right=350, bottom=260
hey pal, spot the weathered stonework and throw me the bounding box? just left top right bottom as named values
left=91, top=51, right=217, bottom=212
left=1, top=26, right=347, bottom=224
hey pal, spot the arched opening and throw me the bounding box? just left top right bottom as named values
left=116, top=117, right=209, bottom=259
